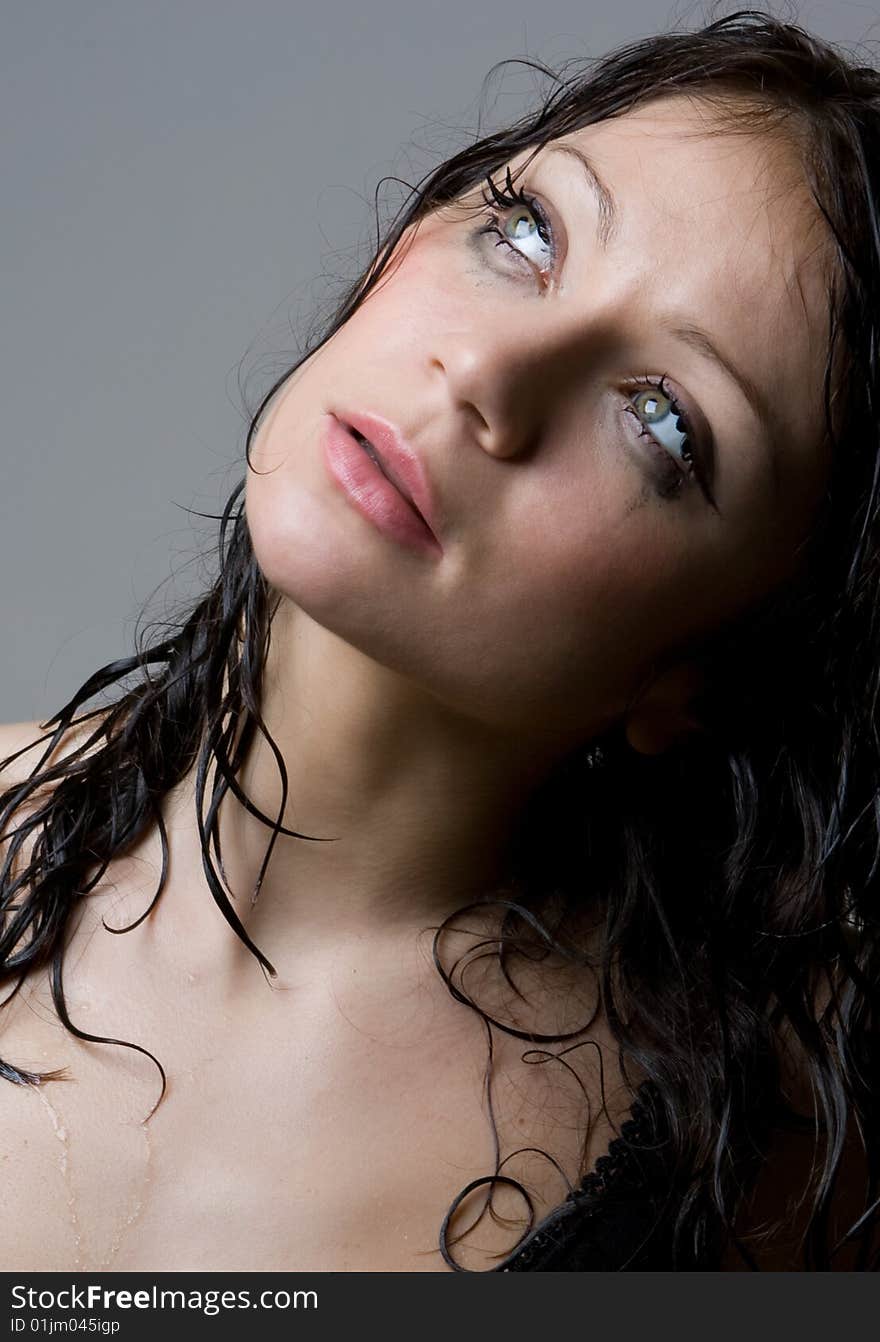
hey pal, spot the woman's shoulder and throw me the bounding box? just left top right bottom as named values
left=0, top=715, right=115, bottom=811
left=0, top=717, right=106, bottom=776
left=0, top=719, right=94, bottom=873
left=0, top=718, right=99, bottom=795
left=0, top=719, right=50, bottom=777
left=0, top=716, right=110, bottom=1031
left=0, top=720, right=53, bottom=888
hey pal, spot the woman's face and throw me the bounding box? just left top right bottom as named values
left=246, top=95, right=833, bottom=749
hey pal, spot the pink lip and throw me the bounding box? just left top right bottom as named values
left=321, top=413, right=443, bottom=558
left=340, top=409, right=440, bottom=542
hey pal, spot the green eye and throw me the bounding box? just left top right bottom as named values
left=480, top=170, right=555, bottom=274
left=630, top=382, right=694, bottom=471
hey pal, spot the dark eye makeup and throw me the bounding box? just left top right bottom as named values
left=474, top=167, right=719, bottom=511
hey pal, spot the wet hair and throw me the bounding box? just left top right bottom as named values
left=2, top=7, right=879, bottom=1271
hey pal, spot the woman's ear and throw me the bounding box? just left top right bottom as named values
left=622, top=658, right=707, bottom=757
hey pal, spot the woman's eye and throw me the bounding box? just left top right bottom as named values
left=628, top=385, right=694, bottom=471
left=480, top=176, right=555, bottom=276
left=623, top=378, right=703, bottom=501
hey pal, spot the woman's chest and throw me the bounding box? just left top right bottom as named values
left=0, top=974, right=620, bottom=1272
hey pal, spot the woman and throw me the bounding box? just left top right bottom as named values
left=0, top=9, right=878, bottom=1272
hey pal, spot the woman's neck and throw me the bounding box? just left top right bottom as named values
left=133, top=599, right=566, bottom=973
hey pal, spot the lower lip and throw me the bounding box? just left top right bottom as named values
left=321, top=413, right=441, bottom=558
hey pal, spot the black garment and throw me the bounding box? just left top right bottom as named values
left=494, top=1079, right=725, bottom=1271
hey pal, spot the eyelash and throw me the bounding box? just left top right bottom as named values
left=478, top=169, right=702, bottom=502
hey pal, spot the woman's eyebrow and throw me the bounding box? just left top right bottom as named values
left=545, top=144, right=619, bottom=249
left=660, top=320, right=776, bottom=465
left=544, top=142, right=778, bottom=487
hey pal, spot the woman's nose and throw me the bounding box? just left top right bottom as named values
left=428, top=302, right=610, bottom=461
left=427, top=327, right=553, bottom=461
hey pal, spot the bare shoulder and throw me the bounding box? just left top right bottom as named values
left=0, top=720, right=53, bottom=913
left=0, top=715, right=131, bottom=1271
left=0, top=722, right=80, bottom=1267
left=0, top=716, right=104, bottom=885
left=0, top=715, right=119, bottom=852
left=0, top=719, right=52, bottom=781
left=0, top=714, right=114, bottom=1025
left=0, top=716, right=108, bottom=786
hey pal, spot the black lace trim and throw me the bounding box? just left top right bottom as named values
left=493, top=1077, right=666, bottom=1272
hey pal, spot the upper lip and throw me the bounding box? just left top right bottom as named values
left=338, top=410, right=441, bottom=544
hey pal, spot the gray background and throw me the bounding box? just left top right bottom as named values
left=2, top=0, right=877, bottom=723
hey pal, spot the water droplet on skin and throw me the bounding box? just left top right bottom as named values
left=97, top=1121, right=152, bottom=1270
left=33, top=1084, right=83, bottom=1270
left=33, top=1080, right=155, bottom=1271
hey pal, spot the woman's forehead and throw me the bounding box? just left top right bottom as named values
left=539, top=96, right=827, bottom=290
